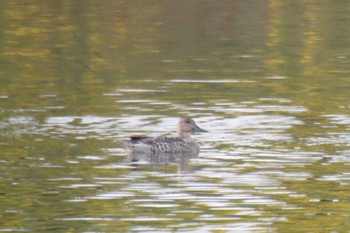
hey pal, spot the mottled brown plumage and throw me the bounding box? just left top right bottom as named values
left=120, top=117, right=207, bottom=154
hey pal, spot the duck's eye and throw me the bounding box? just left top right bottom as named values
left=185, top=120, right=191, bottom=124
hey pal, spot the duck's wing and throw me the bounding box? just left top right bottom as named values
left=149, top=136, right=188, bottom=152
left=152, top=135, right=184, bottom=143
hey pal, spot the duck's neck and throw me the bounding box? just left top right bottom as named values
left=178, top=130, right=192, bottom=141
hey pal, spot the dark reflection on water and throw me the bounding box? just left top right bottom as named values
left=2, top=0, right=350, bottom=232
left=127, top=151, right=198, bottom=173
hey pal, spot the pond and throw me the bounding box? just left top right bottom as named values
left=1, top=1, right=350, bottom=232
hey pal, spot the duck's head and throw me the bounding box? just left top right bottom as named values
left=177, top=117, right=207, bottom=138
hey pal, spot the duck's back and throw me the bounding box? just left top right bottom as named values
left=123, top=135, right=199, bottom=153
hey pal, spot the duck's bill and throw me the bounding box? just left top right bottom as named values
left=194, top=125, right=208, bottom=132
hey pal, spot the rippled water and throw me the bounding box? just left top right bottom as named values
left=2, top=1, right=350, bottom=232
left=2, top=81, right=349, bottom=232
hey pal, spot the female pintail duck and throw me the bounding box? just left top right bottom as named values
left=120, top=117, right=207, bottom=154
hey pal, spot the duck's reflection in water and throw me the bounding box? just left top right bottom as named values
left=127, top=150, right=199, bottom=173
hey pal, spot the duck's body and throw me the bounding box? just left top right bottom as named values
left=125, top=135, right=200, bottom=153
left=120, top=117, right=206, bottom=154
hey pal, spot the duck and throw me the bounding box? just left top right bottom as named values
left=120, top=117, right=207, bottom=154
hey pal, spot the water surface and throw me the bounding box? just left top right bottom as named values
left=1, top=1, right=350, bottom=232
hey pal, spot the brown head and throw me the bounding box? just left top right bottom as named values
left=177, top=117, right=207, bottom=139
